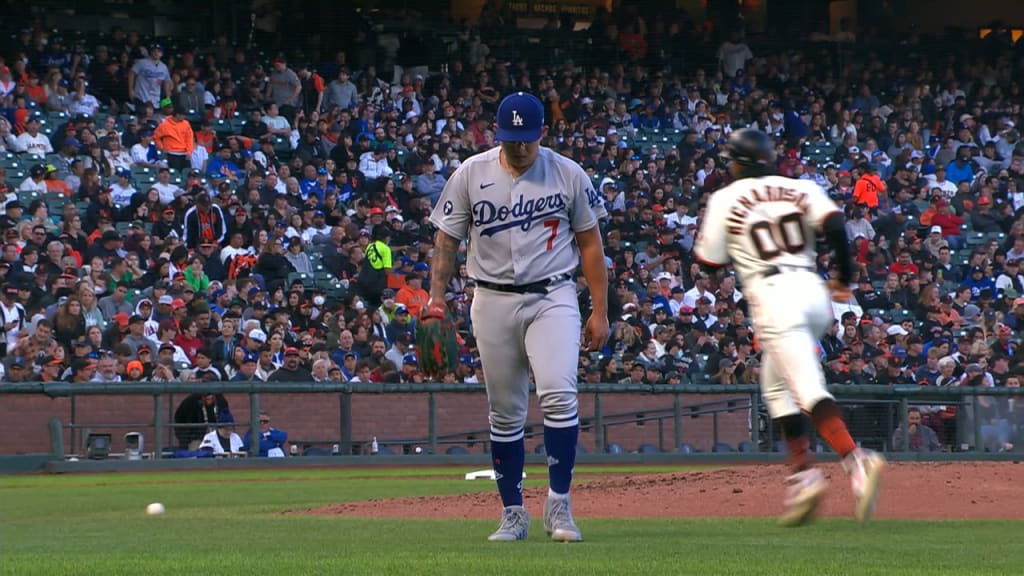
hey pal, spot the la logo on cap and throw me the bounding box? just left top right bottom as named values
left=512, top=110, right=524, bottom=126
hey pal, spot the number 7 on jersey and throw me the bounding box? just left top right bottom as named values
left=543, top=219, right=559, bottom=250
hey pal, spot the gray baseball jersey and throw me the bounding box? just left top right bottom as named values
left=429, top=147, right=605, bottom=284
left=130, top=58, right=170, bottom=106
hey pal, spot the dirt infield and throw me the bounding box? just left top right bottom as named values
left=299, top=462, right=1024, bottom=520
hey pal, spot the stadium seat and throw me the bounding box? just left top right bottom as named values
left=376, top=445, right=396, bottom=455
left=533, top=443, right=546, bottom=455
left=303, top=447, right=331, bottom=456
left=576, top=444, right=588, bottom=454
left=605, top=442, right=624, bottom=454
left=445, top=446, right=470, bottom=455
left=677, top=443, right=697, bottom=454
left=773, top=440, right=785, bottom=453
left=810, top=439, right=828, bottom=453
left=637, top=443, right=660, bottom=454
left=712, top=442, right=734, bottom=453
left=965, top=232, right=985, bottom=247
left=737, top=441, right=754, bottom=452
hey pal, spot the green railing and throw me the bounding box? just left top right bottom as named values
left=3, top=382, right=1019, bottom=459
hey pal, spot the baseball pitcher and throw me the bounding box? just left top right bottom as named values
left=428, top=92, right=609, bottom=542
left=695, top=128, right=885, bottom=526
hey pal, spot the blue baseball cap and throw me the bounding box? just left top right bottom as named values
left=412, top=262, right=430, bottom=272
left=403, top=354, right=418, bottom=365
left=496, top=92, right=544, bottom=143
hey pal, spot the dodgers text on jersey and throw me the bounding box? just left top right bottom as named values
left=473, top=192, right=566, bottom=236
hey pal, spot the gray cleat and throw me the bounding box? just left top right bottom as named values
left=488, top=505, right=530, bottom=541
left=543, top=495, right=582, bottom=542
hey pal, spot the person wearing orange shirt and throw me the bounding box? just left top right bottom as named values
left=395, top=268, right=429, bottom=318
left=153, top=102, right=195, bottom=172
left=853, top=164, right=885, bottom=216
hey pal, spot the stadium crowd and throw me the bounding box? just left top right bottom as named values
left=0, top=6, right=1023, bottom=452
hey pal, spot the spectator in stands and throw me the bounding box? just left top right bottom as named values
left=267, top=346, right=312, bottom=381
left=265, top=57, right=301, bottom=112
left=892, top=407, right=941, bottom=452
left=324, top=67, right=356, bottom=111
left=242, top=411, right=288, bottom=457
left=128, top=44, right=171, bottom=110
left=199, top=411, right=244, bottom=454
left=14, top=114, right=53, bottom=155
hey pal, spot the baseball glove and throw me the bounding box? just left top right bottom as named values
left=415, top=304, right=459, bottom=379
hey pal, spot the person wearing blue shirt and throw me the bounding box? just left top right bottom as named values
left=242, top=411, right=289, bottom=457
left=304, top=168, right=336, bottom=205
left=945, top=146, right=977, bottom=185
left=415, top=162, right=447, bottom=204
left=231, top=352, right=263, bottom=381
left=207, top=145, right=245, bottom=180
left=961, top=266, right=997, bottom=301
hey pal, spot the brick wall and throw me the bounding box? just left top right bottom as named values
left=0, top=391, right=752, bottom=455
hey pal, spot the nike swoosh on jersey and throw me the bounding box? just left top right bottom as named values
left=479, top=182, right=496, bottom=189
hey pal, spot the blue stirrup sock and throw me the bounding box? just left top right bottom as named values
left=490, top=437, right=525, bottom=507
left=544, top=423, right=578, bottom=495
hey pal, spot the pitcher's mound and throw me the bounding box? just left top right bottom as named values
left=297, top=462, right=1023, bottom=521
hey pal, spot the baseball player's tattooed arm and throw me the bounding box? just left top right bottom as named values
left=428, top=230, right=461, bottom=303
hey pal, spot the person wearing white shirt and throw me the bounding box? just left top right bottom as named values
left=219, top=242, right=256, bottom=265
left=600, top=177, right=625, bottom=213
left=269, top=173, right=287, bottom=195
left=129, top=131, right=165, bottom=168
left=105, top=140, right=133, bottom=172
left=152, top=167, right=185, bottom=206
left=664, top=203, right=698, bottom=230
left=358, top=147, right=393, bottom=180
left=109, top=168, right=138, bottom=208
left=190, top=142, right=209, bottom=173
left=68, top=80, right=100, bottom=116
left=925, top=169, right=958, bottom=198
left=14, top=116, right=53, bottom=155
left=199, top=414, right=245, bottom=454
left=301, top=213, right=331, bottom=245
left=261, top=103, right=291, bottom=136
left=18, top=164, right=48, bottom=193
left=682, top=272, right=717, bottom=309
left=995, top=260, right=1024, bottom=295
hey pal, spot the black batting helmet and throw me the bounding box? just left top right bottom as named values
left=721, top=128, right=776, bottom=167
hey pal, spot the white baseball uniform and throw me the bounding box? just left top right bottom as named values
left=695, top=175, right=840, bottom=419
left=429, top=146, right=604, bottom=440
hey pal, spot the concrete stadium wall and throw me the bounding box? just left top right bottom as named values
left=0, top=392, right=751, bottom=456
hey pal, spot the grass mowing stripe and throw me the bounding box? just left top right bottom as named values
left=2, top=519, right=1022, bottom=576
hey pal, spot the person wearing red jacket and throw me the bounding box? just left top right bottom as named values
left=889, top=249, right=920, bottom=276
left=931, top=200, right=965, bottom=250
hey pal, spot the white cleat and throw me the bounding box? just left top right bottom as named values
left=488, top=506, right=530, bottom=541
left=778, top=467, right=828, bottom=527
left=843, top=448, right=886, bottom=523
left=543, top=494, right=582, bottom=542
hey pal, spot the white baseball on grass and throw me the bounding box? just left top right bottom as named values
left=146, top=502, right=165, bottom=515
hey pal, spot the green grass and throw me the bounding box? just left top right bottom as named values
left=2, top=465, right=1021, bottom=575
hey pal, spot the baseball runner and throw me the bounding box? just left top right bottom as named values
left=427, top=92, right=609, bottom=542
left=694, top=128, right=886, bottom=526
